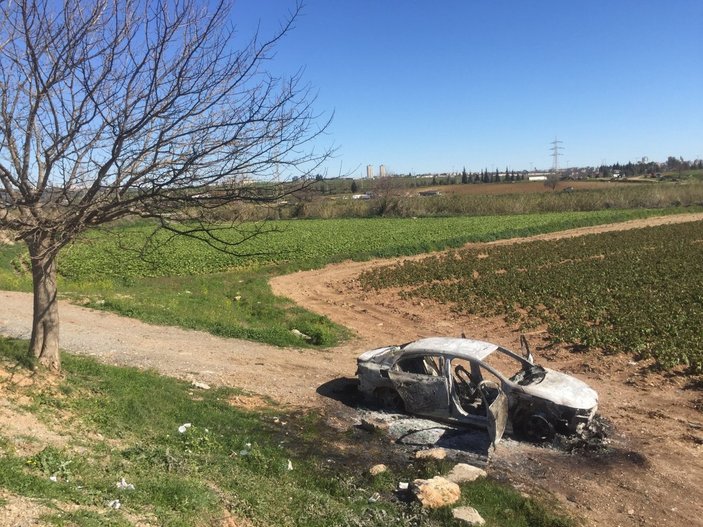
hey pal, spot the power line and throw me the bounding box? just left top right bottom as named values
left=550, top=137, right=564, bottom=173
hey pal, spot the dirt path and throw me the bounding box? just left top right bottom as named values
left=270, top=211, right=703, bottom=527
left=0, top=291, right=355, bottom=406
left=1, top=212, right=703, bottom=526
left=270, top=211, right=703, bottom=344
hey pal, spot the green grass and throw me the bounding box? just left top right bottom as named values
left=0, top=337, right=575, bottom=527
left=69, top=270, right=348, bottom=347
left=0, top=207, right=699, bottom=348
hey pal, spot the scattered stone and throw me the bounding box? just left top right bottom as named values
left=446, top=463, right=487, bottom=484
left=410, top=476, right=461, bottom=508
left=290, top=329, right=311, bottom=340
left=415, top=447, right=447, bottom=460
left=359, top=417, right=390, bottom=432
left=452, top=506, right=485, bottom=525
left=452, top=507, right=486, bottom=525
left=369, top=464, right=387, bottom=476
left=627, top=508, right=635, bottom=516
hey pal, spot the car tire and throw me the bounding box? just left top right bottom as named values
left=520, top=414, right=555, bottom=443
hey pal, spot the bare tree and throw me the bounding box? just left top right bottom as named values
left=372, top=175, right=402, bottom=216
left=0, top=0, right=331, bottom=370
left=544, top=172, right=560, bottom=191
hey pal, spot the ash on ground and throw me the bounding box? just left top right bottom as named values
left=552, top=415, right=613, bottom=454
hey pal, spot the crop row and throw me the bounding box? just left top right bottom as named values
left=360, top=221, right=703, bottom=373
left=58, top=208, right=685, bottom=280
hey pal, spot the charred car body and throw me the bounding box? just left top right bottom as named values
left=357, top=337, right=598, bottom=444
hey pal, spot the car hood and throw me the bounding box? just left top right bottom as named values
left=522, top=368, right=598, bottom=410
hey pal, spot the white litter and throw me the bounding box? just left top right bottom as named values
left=116, top=478, right=135, bottom=490
left=49, top=475, right=58, bottom=482
left=398, top=482, right=409, bottom=491
left=287, top=459, right=293, bottom=471
left=178, top=423, right=192, bottom=434
left=107, top=499, right=121, bottom=510
left=191, top=381, right=211, bottom=390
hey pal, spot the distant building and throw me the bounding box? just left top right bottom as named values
left=379, top=164, right=387, bottom=178
left=528, top=176, right=548, bottom=182
left=366, top=165, right=374, bottom=179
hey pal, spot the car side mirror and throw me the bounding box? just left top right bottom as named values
left=520, top=335, right=534, bottom=364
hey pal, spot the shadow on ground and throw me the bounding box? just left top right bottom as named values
left=317, top=377, right=491, bottom=465
left=316, top=377, right=361, bottom=408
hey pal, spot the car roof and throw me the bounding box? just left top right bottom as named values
left=403, top=337, right=499, bottom=361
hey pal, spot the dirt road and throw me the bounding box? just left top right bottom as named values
left=0, top=291, right=353, bottom=406
left=2, top=211, right=703, bottom=526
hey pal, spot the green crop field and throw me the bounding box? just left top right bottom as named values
left=57, top=208, right=696, bottom=280
left=0, top=207, right=699, bottom=349
left=360, top=221, right=703, bottom=372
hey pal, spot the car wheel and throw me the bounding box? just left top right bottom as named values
left=521, top=414, right=555, bottom=442
left=374, top=388, right=405, bottom=412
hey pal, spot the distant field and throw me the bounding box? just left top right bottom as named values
left=294, top=180, right=703, bottom=220
left=360, top=221, right=703, bottom=372
left=404, top=179, right=628, bottom=197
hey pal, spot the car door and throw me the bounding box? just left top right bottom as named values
left=387, top=368, right=450, bottom=418
left=477, top=380, right=509, bottom=446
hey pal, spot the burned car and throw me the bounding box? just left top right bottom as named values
left=357, top=336, right=598, bottom=444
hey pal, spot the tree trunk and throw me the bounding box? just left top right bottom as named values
left=27, top=237, right=61, bottom=371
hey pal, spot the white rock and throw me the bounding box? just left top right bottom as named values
left=446, top=463, right=487, bottom=484
left=291, top=329, right=311, bottom=340
left=452, top=506, right=485, bottom=525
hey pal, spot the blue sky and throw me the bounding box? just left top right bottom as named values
left=232, top=1, right=702, bottom=176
